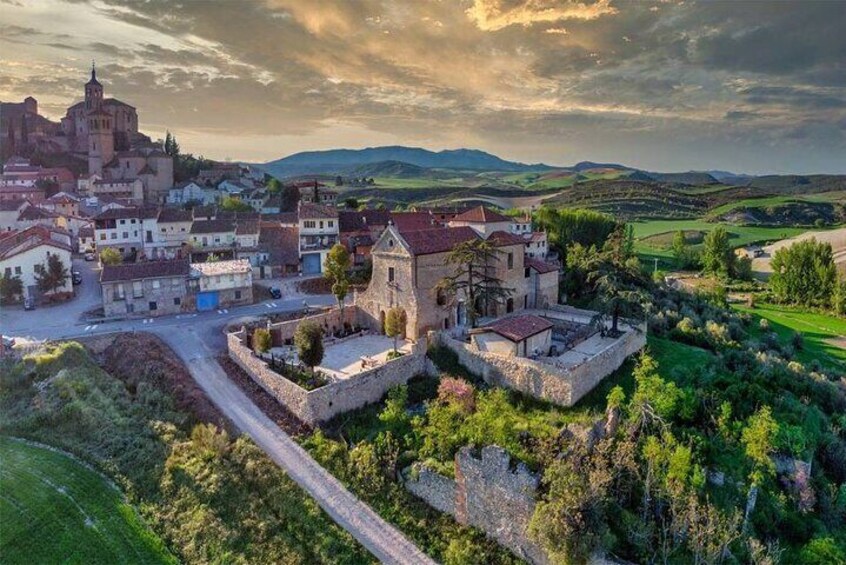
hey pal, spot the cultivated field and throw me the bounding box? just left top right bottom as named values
left=0, top=437, right=173, bottom=564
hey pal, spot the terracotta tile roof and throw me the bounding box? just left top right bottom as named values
left=525, top=257, right=558, bottom=274
left=339, top=209, right=391, bottom=232
left=298, top=201, right=338, bottom=219
left=101, top=259, right=190, bottom=283
left=157, top=208, right=193, bottom=223
left=190, top=219, right=236, bottom=234
left=390, top=211, right=437, bottom=232
left=453, top=206, right=510, bottom=223
left=0, top=226, right=72, bottom=261
left=0, top=199, right=28, bottom=212
left=484, top=314, right=553, bottom=342
left=400, top=226, right=478, bottom=256
left=259, top=225, right=299, bottom=266
left=487, top=230, right=526, bottom=247
left=529, top=232, right=546, bottom=242
left=18, top=206, right=57, bottom=221
left=236, top=220, right=260, bottom=235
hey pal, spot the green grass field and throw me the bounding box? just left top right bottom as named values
left=708, top=196, right=807, bottom=216
left=733, top=303, right=846, bottom=372
left=373, top=176, right=470, bottom=189
left=0, top=437, right=174, bottom=565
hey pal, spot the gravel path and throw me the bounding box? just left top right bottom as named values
left=158, top=327, right=435, bottom=565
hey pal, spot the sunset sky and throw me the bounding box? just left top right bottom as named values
left=1, top=0, right=844, bottom=173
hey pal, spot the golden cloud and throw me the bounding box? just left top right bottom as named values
left=466, top=0, right=618, bottom=31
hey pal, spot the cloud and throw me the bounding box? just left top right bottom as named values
left=466, top=0, right=618, bottom=31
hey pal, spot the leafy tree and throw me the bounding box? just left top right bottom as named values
left=534, top=206, right=618, bottom=262
left=253, top=328, right=272, bottom=354
left=436, top=238, right=513, bottom=328
left=294, top=321, right=324, bottom=372
left=0, top=273, right=23, bottom=304
left=163, top=130, right=180, bottom=157
left=799, top=537, right=846, bottom=564
left=741, top=406, right=779, bottom=485
left=672, top=230, right=699, bottom=269
left=833, top=274, right=846, bottom=316
left=99, top=247, right=122, bottom=265
left=266, top=178, right=282, bottom=194
left=588, top=233, right=647, bottom=334
left=702, top=227, right=734, bottom=278
left=384, top=307, right=406, bottom=353
left=770, top=238, right=837, bottom=308
left=324, top=244, right=350, bottom=315
left=220, top=196, right=252, bottom=212
left=35, top=253, right=69, bottom=295
left=344, top=197, right=359, bottom=209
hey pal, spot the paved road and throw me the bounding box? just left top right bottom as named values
left=1, top=291, right=435, bottom=565
left=160, top=326, right=435, bottom=565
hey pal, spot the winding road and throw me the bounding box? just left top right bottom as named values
left=1, top=273, right=436, bottom=565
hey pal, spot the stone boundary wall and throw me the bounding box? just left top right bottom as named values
left=405, top=446, right=547, bottom=564
left=228, top=326, right=430, bottom=425
left=267, top=308, right=365, bottom=346
left=433, top=324, right=645, bottom=407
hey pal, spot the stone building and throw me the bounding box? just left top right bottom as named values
left=471, top=314, right=553, bottom=358
left=191, top=259, right=253, bottom=309
left=100, top=259, right=191, bottom=318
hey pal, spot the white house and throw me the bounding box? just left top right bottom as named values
left=90, top=178, right=144, bottom=203
left=0, top=225, right=74, bottom=300
left=297, top=202, right=339, bottom=275
left=93, top=207, right=150, bottom=256
left=166, top=182, right=216, bottom=205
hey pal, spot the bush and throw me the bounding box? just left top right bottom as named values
left=253, top=328, right=272, bottom=353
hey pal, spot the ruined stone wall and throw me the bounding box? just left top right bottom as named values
left=268, top=308, right=360, bottom=345
left=434, top=325, right=645, bottom=407
left=405, top=446, right=548, bottom=564
left=228, top=328, right=431, bottom=425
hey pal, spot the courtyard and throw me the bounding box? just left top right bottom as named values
left=268, top=334, right=414, bottom=381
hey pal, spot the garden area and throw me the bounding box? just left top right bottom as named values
left=0, top=336, right=370, bottom=564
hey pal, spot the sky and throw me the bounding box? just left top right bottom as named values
left=1, top=0, right=845, bottom=174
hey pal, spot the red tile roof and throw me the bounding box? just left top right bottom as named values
left=400, top=226, right=478, bottom=256
left=338, top=209, right=391, bottom=232
left=391, top=211, right=438, bottom=232
left=0, top=225, right=71, bottom=261
left=453, top=206, right=510, bottom=224
left=525, top=257, right=558, bottom=274
left=298, top=201, right=338, bottom=219
left=101, top=259, right=191, bottom=283
left=487, top=230, right=526, bottom=247
left=484, top=314, right=553, bottom=342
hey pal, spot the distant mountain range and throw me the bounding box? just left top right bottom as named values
left=256, top=144, right=759, bottom=182
left=260, top=145, right=550, bottom=177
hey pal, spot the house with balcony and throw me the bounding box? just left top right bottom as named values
left=189, top=218, right=236, bottom=261
left=93, top=206, right=153, bottom=258
left=298, top=202, right=339, bottom=274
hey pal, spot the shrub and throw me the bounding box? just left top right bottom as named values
left=253, top=328, right=272, bottom=354
left=759, top=318, right=770, bottom=332
left=437, top=377, right=476, bottom=415
left=791, top=332, right=804, bottom=351
left=294, top=321, right=324, bottom=371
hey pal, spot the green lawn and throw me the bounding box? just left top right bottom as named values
left=0, top=437, right=174, bottom=565
left=733, top=303, right=846, bottom=372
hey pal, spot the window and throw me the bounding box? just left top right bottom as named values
left=149, top=301, right=157, bottom=311
left=229, top=274, right=235, bottom=282
left=115, top=284, right=125, bottom=300
left=173, top=297, right=181, bottom=306
left=3, top=267, right=10, bottom=277
left=120, top=219, right=126, bottom=225
left=122, top=232, right=128, bottom=238
left=152, top=280, right=160, bottom=289
left=14, top=266, right=21, bottom=275
left=172, top=278, right=181, bottom=288
left=436, top=288, right=446, bottom=306
left=524, top=267, right=531, bottom=278
left=388, top=267, right=395, bottom=282
left=235, top=290, right=242, bottom=300
left=215, top=275, right=221, bottom=283
left=319, top=221, right=324, bottom=229
left=303, top=220, right=316, bottom=229
left=507, top=252, right=514, bottom=269
left=132, top=280, right=143, bottom=298
left=328, top=221, right=334, bottom=228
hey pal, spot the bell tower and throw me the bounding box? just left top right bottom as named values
left=85, top=61, right=103, bottom=112
left=88, top=109, right=114, bottom=176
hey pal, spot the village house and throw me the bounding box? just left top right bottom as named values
left=298, top=202, right=339, bottom=274
left=191, top=259, right=253, bottom=310
left=471, top=314, right=553, bottom=358
left=92, top=207, right=153, bottom=257
left=296, top=181, right=337, bottom=205
left=100, top=259, right=191, bottom=318
left=149, top=208, right=193, bottom=258
left=0, top=200, right=29, bottom=232
left=166, top=181, right=217, bottom=206
left=448, top=206, right=513, bottom=237
left=189, top=218, right=237, bottom=261
left=0, top=225, right=73, bottom=301
left=89, top=178, right=144, bottom=203
left=252, top=223, right=299, bottom=278
left=338, top=209, right=392, bottom=268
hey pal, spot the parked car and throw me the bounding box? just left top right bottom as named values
left=84, top=252, right=96, bottom=261
left=23, top=297, right=35, bottom=310
left=72, top=271, right=83, bottom=285
left=269, top=286, right=282, bottom=299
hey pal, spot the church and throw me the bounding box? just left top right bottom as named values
left=1, top=66, right=173, bottom=204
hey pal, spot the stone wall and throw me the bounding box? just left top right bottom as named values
left=228, top=317, right=431, bottom=425
left=434, top=322, right=645, bottom=407
left=405, top=446, right=547, bottom=564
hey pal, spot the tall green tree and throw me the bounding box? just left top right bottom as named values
left=770, top=238, right=837, bottom=308
left=99, top=247, right=122, bottom=266
left=436, top=238, right=513, bottom=328
left=324, top=244, right=351, bottom=315
left=35, top=254, right=69, bottom=296
left=266, top=178, right=282, bottom=194
left=384, top=307, right=406, bottom=353
left=220, top=196, right=252, bottom=212
left=294, top=321, right=324, bottom=373
left=280, top=184, right=300, bottom=212
left=702, top=227, right=734, bottom=278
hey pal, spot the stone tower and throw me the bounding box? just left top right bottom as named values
left=85, top=63, right=103, bottom=112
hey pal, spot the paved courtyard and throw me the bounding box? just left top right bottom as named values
left=319, top=335, right=413, bottom=379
